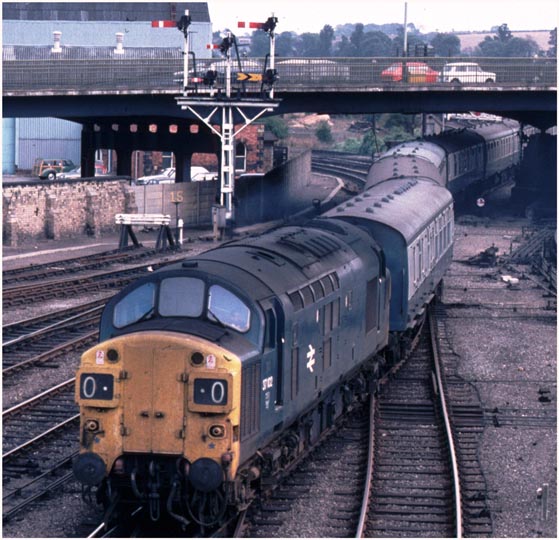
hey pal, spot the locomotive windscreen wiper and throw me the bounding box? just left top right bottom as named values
left=207, top=307, right=227, bottom=330
left=135, top=306, right=155, bottom=324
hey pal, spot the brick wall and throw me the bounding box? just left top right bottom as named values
left=3, top=179, right=135, bottom=246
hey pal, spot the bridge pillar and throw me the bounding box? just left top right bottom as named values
left=116, top=147, right=133, bottom=176
left=174, top=152, right=192, bottom=183
left=80, top=125, right=96, bottom=177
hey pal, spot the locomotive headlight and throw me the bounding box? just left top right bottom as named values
left=209, top=424, right=226, bottom=438
left=85, top=419, right=100, bottom=432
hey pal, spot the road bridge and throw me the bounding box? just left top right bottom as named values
left=3, top=49, right=557, bottom=129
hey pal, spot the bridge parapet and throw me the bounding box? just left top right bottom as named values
left=2, top=46, right=556, bottom=95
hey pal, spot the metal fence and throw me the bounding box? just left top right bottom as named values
left=2, top=46, right=556, bottom=93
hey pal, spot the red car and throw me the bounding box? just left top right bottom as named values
left=380, top=62, right=439, bottom=83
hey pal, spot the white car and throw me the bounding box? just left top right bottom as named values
left=441, top=62, right=496, bottom=84
left=136, top=167, right=175, bottom=185
left=136, top=166, right=217, bottom=185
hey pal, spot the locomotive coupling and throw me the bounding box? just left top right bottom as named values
left=73, top=452, right=106, bottom=485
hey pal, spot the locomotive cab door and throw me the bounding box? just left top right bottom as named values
left=259, top=298, right=285, bottom=416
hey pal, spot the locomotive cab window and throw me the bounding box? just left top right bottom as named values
left=208, top=285, right=251, bottom=333
left=113, top=282, right=156, bottom=328
left=159, top=277, right=205, bottom=317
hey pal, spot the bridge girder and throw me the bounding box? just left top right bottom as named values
left=4, top=88, right=556, bottom=130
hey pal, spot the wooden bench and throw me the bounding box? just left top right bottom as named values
left=115, top=213, right=177, bottom=251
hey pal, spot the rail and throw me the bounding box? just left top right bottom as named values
left=2, top=49, right=556, bottom=94
left=429, top=307, right=463, bottom=538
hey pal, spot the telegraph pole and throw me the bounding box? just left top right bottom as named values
left=175, top=13, right=280, bottom=223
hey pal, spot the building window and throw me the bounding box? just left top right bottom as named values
left=235, top=142, right=246, bottom=172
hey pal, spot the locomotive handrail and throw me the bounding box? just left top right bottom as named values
left=428, top=307, right=463, bottom=538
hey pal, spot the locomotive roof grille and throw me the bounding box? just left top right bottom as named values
left=278, top=231, right=341, bottom=258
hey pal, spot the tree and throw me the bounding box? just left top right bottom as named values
left=249, top=30, right=269, bottom=57
left=319, top=25, right=335, bottom=56
left=430, top=33, right=461, bottom=57
left=361, top=31, right=394, bottom=56
left=315, top=120, right=333, bottom=143
left=298, top=32, right=322, bottom=57
left=475, top=36, right=505, bottom=56
left=496, top=23, right=513, bottom=43
left=276, top=31, right=296, bottom=57
left=392, top=23, right=422, bottom=56
left=504, top=36, right=540, bottom=57
left=548, top=28, right=557, bottom=57
left=260, top=116, right=289, bottom=139
left=350, top=23, right=365, bottom=54
left=336, top=35, right=354, bottom=57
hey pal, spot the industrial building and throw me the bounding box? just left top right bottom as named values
left=2, top=2, right=213, bottom=174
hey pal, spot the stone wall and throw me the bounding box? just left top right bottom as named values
left=2, top=150, right=312, bottom=246
left=2, top=179, right=136, bottom=246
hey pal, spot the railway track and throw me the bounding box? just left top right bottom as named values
left=243, top=401, right=372, bottom=537
left=2, top=245, right=159, bottom=285
left=242, top=305, right=491, bottom=537
left=364, top=314, right=460, bottom=537
left=2, top=302, right=103, bottom=378
left=2, top=254, right=186, bottom=309
left=363, top=305, right=492, bottom=537
left=2, top=379, right=79, bottom=522
left=311, top=150, right=370, bottom=193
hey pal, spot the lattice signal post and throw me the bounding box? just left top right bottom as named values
left=173, top=11, right=280, bottom=223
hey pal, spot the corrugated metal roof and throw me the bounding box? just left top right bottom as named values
left=4, top=44, right=182, bottom=60
left=2, top=2, right=210, bottom=22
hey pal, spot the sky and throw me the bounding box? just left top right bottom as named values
left=204, top=0, right=558, bottom=34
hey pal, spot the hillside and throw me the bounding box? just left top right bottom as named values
left=456, top=30, right=552, bottom=52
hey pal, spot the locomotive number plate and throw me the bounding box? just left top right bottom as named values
left=79, top=373, right=114, bottom=400
left=193, top=378, right=228, bottom=405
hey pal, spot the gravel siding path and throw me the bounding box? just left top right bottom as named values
left=444, top=218, right=556, bottom=538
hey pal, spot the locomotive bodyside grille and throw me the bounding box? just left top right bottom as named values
left=240, top=362, right=261, bottom=441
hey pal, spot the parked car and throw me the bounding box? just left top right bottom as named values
left=441, top=62, right=496, bottom=83
left=191, top=166, right=218, bottom=181
left=380, top=62, right=439, bottom=83
left=135, top=166, right=217, bottom=185
left=58, top=162, right=107, bottom=179
left=136, top=167, right=176, bottom=185
left=32, top=158, right=76, bottom=180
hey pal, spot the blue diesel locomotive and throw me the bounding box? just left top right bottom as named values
left=73, top=120, right=520, bottom=528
